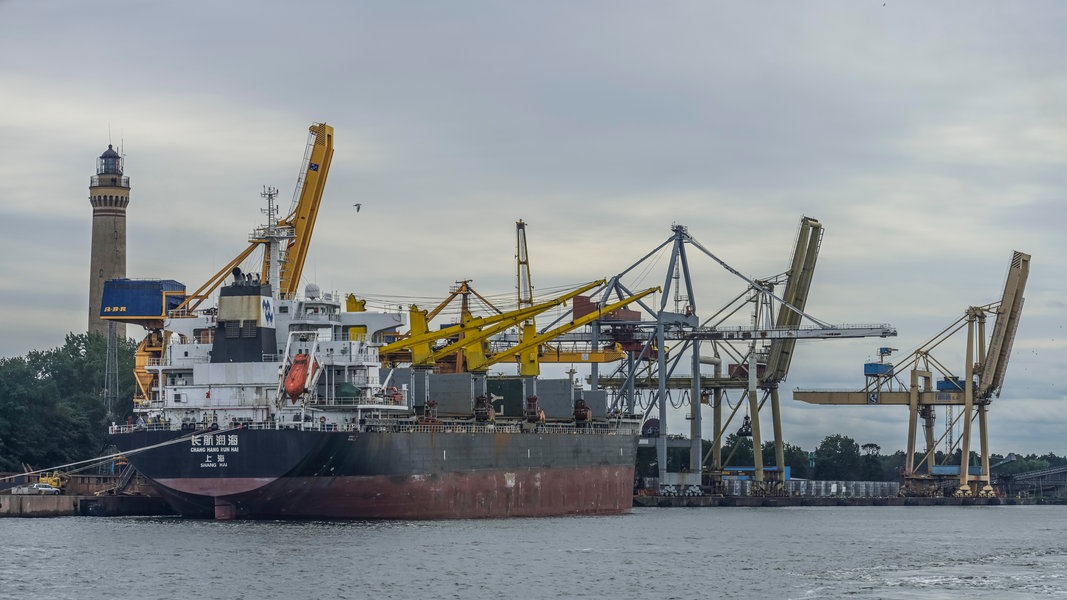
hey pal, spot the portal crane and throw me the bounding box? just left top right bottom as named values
left=794, top=250, right=1030, bottom=497
left=593, top=220, right=895, bottom=495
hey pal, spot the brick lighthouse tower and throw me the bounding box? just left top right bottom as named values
left=88, top=144, right=129, bottom=339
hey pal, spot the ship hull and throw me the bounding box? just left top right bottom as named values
left=111, top=427, right=637, bottom=519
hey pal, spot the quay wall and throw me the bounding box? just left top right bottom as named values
left=0, top=494, right=171, bottom=517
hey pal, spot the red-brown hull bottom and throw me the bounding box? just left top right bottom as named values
left=158, top=464, right=636, bottom=519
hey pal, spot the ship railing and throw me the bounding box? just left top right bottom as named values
left=333, top=396, right=403, bottom=406
left=534, top=423, right=638, bottom=435
left=382, top=422, right=523, bottom=435
left=356, top=420, right=636, bottom=436
left=164, top=355, right=209, bottom=366
left=108, top=421, right=177, bottom=435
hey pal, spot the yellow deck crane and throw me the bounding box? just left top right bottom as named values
left=177, top=122, right=334, bottom=312
left=116, top=123, right=334, bottom=405
left=378, top=280, right=604, bottom=369
left=376, top=280, right=507, bottom=371
left=513, top=219, right=628, bottom=371
left=376, top=278, right=659, bottom=375
left=794, top=250, right=1030, bottom=497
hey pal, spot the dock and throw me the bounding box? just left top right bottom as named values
left=0, top=494, right=172, bottom=517
left=633, top=495, right=1046, bottom=508
left=0, top=471, right=171, bottom=517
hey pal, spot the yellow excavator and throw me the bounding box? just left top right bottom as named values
left=38, top=471, right=70, bottom=493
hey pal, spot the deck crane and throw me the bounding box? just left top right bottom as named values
left=376, top=279, right=514, bottom=371
left=794, top=250, right=1030, bottom=497
left=112, top=123, right=334, bottom=405
left=176, top=123, right=334, bottom=312
left=377, top=280, right=605, bottom=369
left=375, top=280, right=659, bottom=374
left=512, top=220, right=628, bottom=374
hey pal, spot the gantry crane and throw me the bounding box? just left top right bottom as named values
left=593, top=219, right=896, bottom=495
left=794, top=250, right=1030, bottom=497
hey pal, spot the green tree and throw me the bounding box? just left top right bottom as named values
left=0, top=332, right=136, bottom=471
left=860, top=442, right=883, bottom=481
left=814, top=434, right=862, bottom=480
left=721, top=433, right=753, bottom=467
left=780, top=442, right=813, bottom=479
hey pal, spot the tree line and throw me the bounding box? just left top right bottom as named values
left=0, top=333, right=136, bottom=472
left=637, top=433, right=1067, bottom=482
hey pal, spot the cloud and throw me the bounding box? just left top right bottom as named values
left=1, top=1, right=1065, bottom=455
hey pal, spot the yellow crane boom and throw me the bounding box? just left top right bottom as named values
left=271, top=122, right=334, bottom=298
left=480, top=286, right=661, bottom=375
left=378, top=280, right=605, bottom=366
left=173, top=123, right=334, bottom=313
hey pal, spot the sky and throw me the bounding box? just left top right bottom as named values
left=1, top=1, right=1065, bottom=456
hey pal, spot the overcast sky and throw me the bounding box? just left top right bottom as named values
left=1, top=1, right=1064, bottom=455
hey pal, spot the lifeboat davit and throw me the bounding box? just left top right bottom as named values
left=284, top=353, right=315, bottom=402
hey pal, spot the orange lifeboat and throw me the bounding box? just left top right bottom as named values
left=284, top=354, right=315, bottom=402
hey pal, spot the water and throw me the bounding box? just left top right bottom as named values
left=2, top=506, right=1065, bottom=599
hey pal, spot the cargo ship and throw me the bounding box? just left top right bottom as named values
left=106, top=124, right=640, bottom=520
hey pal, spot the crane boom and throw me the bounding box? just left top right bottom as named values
left=763, top=217, right=823, bottom=384
left=516, top=219, right=533, bottom=316
left=173, top=123, right=334, bottom=313
left=977, top=250, right=1030, bottom=399
left=272, top=123, right=334, bottom=298
left=477, top=286, right=661, bottom=375
left=377, top=280, right=605, bottom=361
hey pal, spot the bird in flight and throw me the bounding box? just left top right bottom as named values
left=353, top=203, right=362, bottom=212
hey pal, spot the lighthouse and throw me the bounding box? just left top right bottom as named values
left=87, top=144, right=129, bottom=339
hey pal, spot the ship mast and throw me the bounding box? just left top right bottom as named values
left=255, top=185, right=294, bottom=295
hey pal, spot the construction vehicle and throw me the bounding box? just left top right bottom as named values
left=38, top=471, right=70, bottom=492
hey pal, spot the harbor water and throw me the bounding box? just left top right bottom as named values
left=2, top=505, right=1064, bottom=599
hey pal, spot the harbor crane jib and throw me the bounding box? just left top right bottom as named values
left=794, top=250, right=1031, bottom=497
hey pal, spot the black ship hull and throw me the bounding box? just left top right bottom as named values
left=111, top=426, right=638, bottom=519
